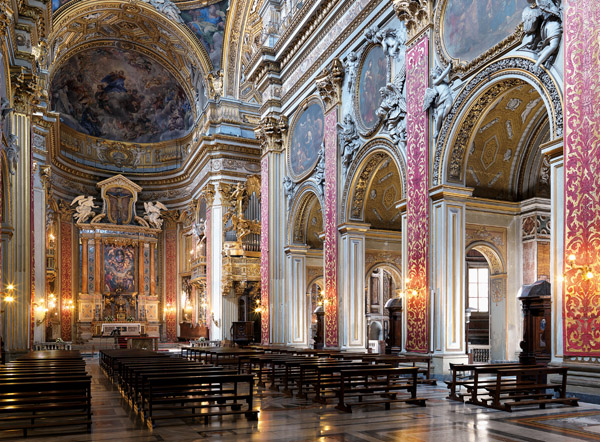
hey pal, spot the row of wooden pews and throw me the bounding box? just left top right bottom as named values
left=180, top=345, right=430, bottom=413
left=446, top=362, right=579, bottom=411
left=100, top=349, right=259, bottom=428
left=0, top=350, right=92, bottom=438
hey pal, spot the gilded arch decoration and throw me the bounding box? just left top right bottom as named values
left=287, top=183, right=324, bottom=246
left=341, top=138, right=407, bottom=224
left=433, top=57, right=563, bottom=186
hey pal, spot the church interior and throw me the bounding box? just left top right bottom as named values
left=1, top=0, right=600, bottom=440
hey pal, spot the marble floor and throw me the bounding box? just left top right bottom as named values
left=2, top=359, right=600, bottom=442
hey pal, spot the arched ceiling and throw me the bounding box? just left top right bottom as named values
left=465, top=81, right=549, bottom=202
left=47, top=0, right=233, bottom=170
left=364, top=157, right=403, bottom=231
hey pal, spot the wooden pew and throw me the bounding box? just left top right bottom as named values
left=145, top=373, right=259, bottom=428
left=335, top=366, right=427, bottom=412
left=483, top=366, right=579, bottom=411
left=446, top=362, right=531, bottom=401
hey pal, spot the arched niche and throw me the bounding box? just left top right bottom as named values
left=341, top=138, right=407, bottom=227
left=287, top=183, right=325, bottom=249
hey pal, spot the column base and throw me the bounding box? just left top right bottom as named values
left=432, top=353, right=469, bottom=376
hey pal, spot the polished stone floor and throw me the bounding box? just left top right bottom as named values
left=3, top=359, right=600, bottom=441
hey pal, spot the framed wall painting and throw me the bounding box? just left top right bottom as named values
left=287, top=100, right=325, bottom=181
left=355, top=44, right=388, bottom=135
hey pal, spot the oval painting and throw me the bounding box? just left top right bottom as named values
left=289, top=103, right=325, bottom=179
left=358, top=45, right=387, bottom=130
left=442, top=0, right=528, bottom=62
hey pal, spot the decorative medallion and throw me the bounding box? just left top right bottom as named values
left=287, top=101, right=325, bottom=181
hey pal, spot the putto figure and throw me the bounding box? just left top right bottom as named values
left=423, top=64, right=453, bottom=141
left=143, top=201, right=168, bottom=229
left=71, top=195, right=98, bottom=224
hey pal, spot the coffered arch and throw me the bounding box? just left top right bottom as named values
left=341, top=138, right=407, bottom=227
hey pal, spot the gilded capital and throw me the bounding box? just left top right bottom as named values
left=255, top=114, right=288, bottom=154
left=316, top=58, right=344, bottom=113
left=202, top=183, right=216, bottom=206
left=10, top=67, right=41, bottom=113
left=393, top=0, right=433, bottom=43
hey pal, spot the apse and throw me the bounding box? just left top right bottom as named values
left=50, top=47, right=193, bottom=144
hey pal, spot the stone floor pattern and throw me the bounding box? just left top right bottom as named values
left=3, top=359, right=600, bottom=442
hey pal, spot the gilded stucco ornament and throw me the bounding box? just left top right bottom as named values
left=316, top=59, right=344, bottom=112
left=255, top=115, right=288, bottom=154
left=393, top=0, right=432, bottom=42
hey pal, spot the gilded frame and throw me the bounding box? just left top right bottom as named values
left=286, top=96, right=326, bottom=183
left=434, top=0, right=525, bottom=78
left=354, top=43, right=388, bottom=138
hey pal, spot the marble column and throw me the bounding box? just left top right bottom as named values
left=59, top=218, right=73, bottom=341
left=563, top=0, right=600, bottom=358
left=430, top=187, right=470, bottom=372
left=339, top=223, right=368, bottom=351
left=260, top=155, right=270, bottom=344
left=32, top=163, right=46, bottom=343
left=285, top=245, right=308, bottom=347
left=138, top=242, right=144, bottom=296
left=95, top=238, right=102, bottom=294
left=149, top=242, right=156, bottom=296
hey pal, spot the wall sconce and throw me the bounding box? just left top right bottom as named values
left=63, top=299, right=74, bottom=311
left=211, top=312, right=220, bottom=327
left=164, top=303, right=176, bottom=314
left=3, top=284, right=15, bottom=304
left=564, top=254, right=595, bottom=281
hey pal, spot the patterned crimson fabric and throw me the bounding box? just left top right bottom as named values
left=405, top=36, right=430, bottom=353
left=60, top=221, right=72, bottom=341
left=165, top=229, right=177, bottom=341
left=260, top=156, right=270, bottom=344
left=564, top=1, right=600, bottom=356
left=324, top=109, right=339, bottom=347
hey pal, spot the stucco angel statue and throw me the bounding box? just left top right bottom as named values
left=522, top=0, right=562, bottom=69
left=143, top=201, right=168, bottom=229
left=71, top=195, right=98, bottom=224
left=423, top=63, right=453, bottom=141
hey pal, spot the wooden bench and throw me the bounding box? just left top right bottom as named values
left=335, top=366, right=427, bottom=412
left=145, top=373, right=259, bottom=428
left=446, top=362, right=531, bottom=401
left=483, top=366, right=579, bottom=411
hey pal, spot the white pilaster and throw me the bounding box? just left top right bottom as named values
left=430, top=186, right=470, bottom=372
left=339, top=223, right=368, bottom=351
left=32, top=165, right=45, bottom=343
left=210, top=191, right=223, bottom=340
left=285, top=245, right=308, bottom=346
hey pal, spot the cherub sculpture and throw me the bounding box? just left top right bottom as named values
left=423, top=64, right=453, bottom=141
left=143, top=201, right=168, bottom=229
left=71, top=195, right=98, bottom=224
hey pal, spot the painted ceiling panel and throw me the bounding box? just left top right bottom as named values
left=50, top=47, right=193, bottom=143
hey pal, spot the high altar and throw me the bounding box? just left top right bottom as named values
left=74, top=175, right=163, bottom=340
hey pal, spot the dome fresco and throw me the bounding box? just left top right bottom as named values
left=50, top=47, right=193, bottom=144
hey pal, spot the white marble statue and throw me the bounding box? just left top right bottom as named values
left=71, top=195, right=98, bottom=224
left=344, top=52, right=358, bottom=93
left=522, top=0, right=562, bottom=69
left=143, top=201, right=168, bottom=229
left=423, top=64, right=453, bottom=141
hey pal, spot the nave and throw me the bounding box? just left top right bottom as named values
left=2, top=351, right=599, bottom=442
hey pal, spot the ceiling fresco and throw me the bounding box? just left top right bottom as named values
left=180, top=1, right=229, bottom=70
left=465, top=83, right=547, bottom=201
left=50, top=47, right=193, bottom=143
left=52, top=0, right=228, bottom=70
